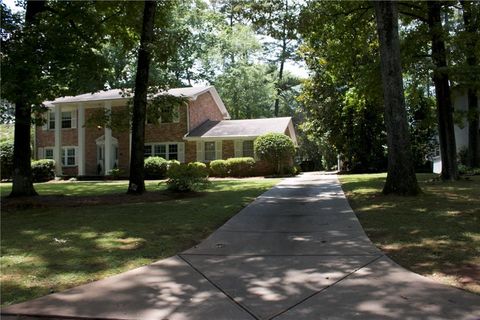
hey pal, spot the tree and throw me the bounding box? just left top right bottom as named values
left=459, top=1, right=480, bottom=168
left=127, top=0, right=157, bottom=195
left=427, top=1, right=459, bottom=180
left=374, top=1, right=420, bottom=195
left=254, top=133, right=295, bottom=174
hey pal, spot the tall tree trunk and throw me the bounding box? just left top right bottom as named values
left=374, top=0, right=420, bottom=195
left=127, top=0, right=156, bottom=195
left=10, top=0, right=46, bottom=197
left=273, top=0, right=288, bottom=117
left=427, top=1, right=459, bottom=180
left=460, top=0, right=480, bottom=168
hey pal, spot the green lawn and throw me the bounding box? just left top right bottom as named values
left=339, top=173, right=480, bottom=294
left=0, top=180, right=167, bottom=197
left=0, top=178, right=280, bottom=306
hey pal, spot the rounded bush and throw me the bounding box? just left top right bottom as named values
left=144, top=156, right=167, bottom=179
left=225, top=157, right=255, bottom=177
left=31, top=159, right=56, bottom=182
left=0, top=141, right=14, bottom=180
left=254, top=133, right=295, bottom=174
left=166, top=161, right=209, bottom=192
left=209, top=159, right=229, bottom=177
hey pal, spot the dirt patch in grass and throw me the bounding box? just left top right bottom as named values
left=1, top=191, right=203, bottom=212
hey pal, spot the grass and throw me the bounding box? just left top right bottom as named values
left=339, top=173, right=480, bottom=294
left=0, top=178, right=280, bottom=306
left=0, top=180, right=167, bottom=197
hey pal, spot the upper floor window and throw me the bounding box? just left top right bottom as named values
left=48, top=111, right=55, bottom=130
left=147, top=105, right=179, bottom=124
left=242, top=140, right=254, bottom=158
left=46, top=110, right=76, bottom=129
left=62, top=111, right=74, bottom=128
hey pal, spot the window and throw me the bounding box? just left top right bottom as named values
left=61, top=147, right=76, bottom=166
left=242, top=140, right=254, bottom=157
left=145, top=143, right=179, bottom=160
left=204, top=142, right=216, bottom=161
left=45, top=148, right=54, bottom=160
left=144, top=145, right=152, bottom=158
left=61, top=111, right=73, bottom=128
left=48, top=112, right=55, bottom=130
left=168, top=144, right=178, bottom=160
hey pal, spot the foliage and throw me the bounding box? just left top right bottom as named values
left=31, top=159, right=55, bottom=182
left=215, top=63, right=276, bottom=119
left=254, top=133, right=295, bottom=174
left=209, top=159, right=229, bottom=177
left=225, top=157, right=256, bottom=177
left=107, top=168, right=123, bottom=180
left=0, top=141, right=14, bottom=180
left=166, top=162, right=209, bottom=192
left=144, top=157, right=168, bottom=180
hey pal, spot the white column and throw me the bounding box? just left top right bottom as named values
left=104, top=101, right=112, bottom=175
left=54, top=105, right=62, bottom=175
left=77, top=103, right=85, bottom=176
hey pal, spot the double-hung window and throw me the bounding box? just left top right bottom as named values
left=242, top=140, right=254, bottom=157
left=61, top=111, right=73, bottom=128
left=204, top=142, right=216, bottom=161
left=61, top=147, right=76, bottom=166
left=48, top=111, right=55, bottom=130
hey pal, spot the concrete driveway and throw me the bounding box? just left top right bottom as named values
left=2, top=172, right=480, bottom=319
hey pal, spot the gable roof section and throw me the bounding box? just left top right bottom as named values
left=44, top=86, right=230, bottom=119
left=185, top=117, right=297, bottom=144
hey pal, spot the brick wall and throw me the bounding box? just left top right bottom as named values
left=189, top=91, right=225, bottom=130
left=185, top=141, right=197, bottom=162
left=222, top=140, right=234, bottom=159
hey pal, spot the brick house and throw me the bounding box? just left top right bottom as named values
left=35, top=86, right=297, bottom=177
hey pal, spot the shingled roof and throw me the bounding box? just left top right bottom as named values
left=185, top=117, right=296, bottom=144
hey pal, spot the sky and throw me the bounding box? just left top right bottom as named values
left=2, top=0, right=309, bottom=79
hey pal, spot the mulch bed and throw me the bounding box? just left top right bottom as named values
left=1, top=191, right=204, bottom=212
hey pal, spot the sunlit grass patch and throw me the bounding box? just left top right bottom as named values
left=339, top=173, right=480, bottom=294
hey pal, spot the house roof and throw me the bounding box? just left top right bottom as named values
left=44, top=86, right=230, bottom=120
left=185, top=117, right=297, bottom=144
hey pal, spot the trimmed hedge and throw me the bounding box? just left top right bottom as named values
left=225, top=157, right=255, bottom=177
left=144, top=156, right=168, bottom=179
left=31, top=159, right=56, bottom=182
left=166, top=161, right=209, bottom=192
left=209, top=159, right=229, bottom=177
left=0, top=141, right=14, bottom=180
left=254, top=133, right=295, bottom=174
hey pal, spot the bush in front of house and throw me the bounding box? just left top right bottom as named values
left=166, top=161, right=209, bottom=192
left=225, top=157, right=255, bottom=177
left=144, top=156, right=168, bottom=179
left=31, top=159, right=56, bottom=182
left=0, top=141, right=14, bottom=180
left=254, top=133, right=296, bottom=174
left=209, top=159, right=229, bottom=177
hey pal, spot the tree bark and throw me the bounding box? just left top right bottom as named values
left=427, top=1, right=459, bottom=180
left=10, top=0, right=46, bottom=197
left=460, top=0, right=480, bottom=168
left=127, top=0, right=156, bottom=194
left=273, top=0, right=288, bottom=117
left=374, top=1, right=420, bottom=195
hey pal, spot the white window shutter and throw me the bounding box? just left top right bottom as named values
left=42, top=113, right=48, bottom=130
left=38, top=147, right=44, bottom=159
left=71, top=110, right=77, bottom=129
left=178, top=142, right=185, bottom=163
left=215, top=141, right=222, bottom=160
left=196, top=141, right=204, bottom=162
left=234, top=140, right=242, bottom=157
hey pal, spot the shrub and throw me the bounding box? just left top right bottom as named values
left=225, top=157, right=255, bottom=177
left=144, top=156, right=168, bottom=179
left=166, top=161, right=209, bottom=192
left=31, top=159, right=55, bottom=182
left=209, top=159, right=229, bottom=177
left=0, top=141, right=14, bottom=180
left=107, top=168, right=123, bottom=179
left=254, top=133, right=296, bottom=174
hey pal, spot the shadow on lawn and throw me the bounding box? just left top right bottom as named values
left=0, top=184, right=272, bottom=306
left=341, top=175, right=480, bottom=293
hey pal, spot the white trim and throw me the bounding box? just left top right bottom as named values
left=184, top=135, right=262, bottom=141
left=287, top=120, right=298, bottom=146
left=77, top=103, right=85, bottom=175
left=54, top=105, right=62, bottom=175
left=206, top=87, right=230, bottom=120
left=104, top=101, right=112, bottom=175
